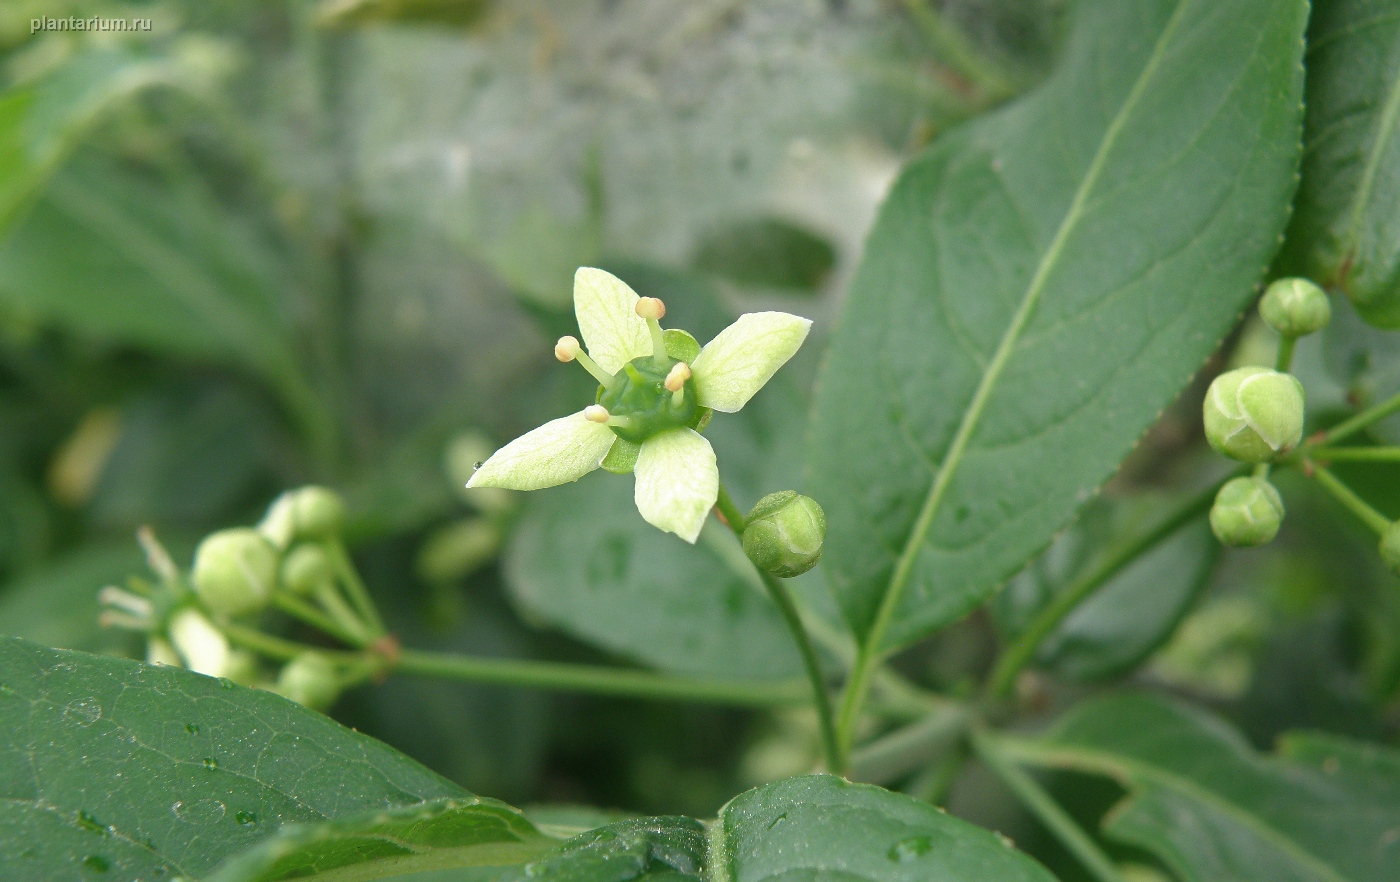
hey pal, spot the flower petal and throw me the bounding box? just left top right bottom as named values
left=466, top=412, right=615, bottom=491
left=574, top=267, right=652, bottom=374
left=634, top=428, right=718, bottom=544
left=691, top=311, right=812, bottom=412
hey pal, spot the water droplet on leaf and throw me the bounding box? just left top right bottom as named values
left=235, top=811, right=258, bottom=826
left=766, top=812, right=788, bottom=830
left=202, top=757, right=217, bottom=771
left=184, top=723, right=200, bottom=735
left=888, top=836, right=933, bottom=862
left=82, top=855, right=111, bottom=873
left=64, top=699, right=101, bottom=726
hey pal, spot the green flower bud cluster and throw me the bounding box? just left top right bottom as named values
left=188, top=486, right=349, bottom=617
left=742, top=491, right=826, bottom=578
left=1203, top=367, right=1305, bottom=463
left=1210, top=476, right=1284, bottom=547
left=1199, top=278, right=1332, bottom=550
left=258, top=486, right=346, bottom=550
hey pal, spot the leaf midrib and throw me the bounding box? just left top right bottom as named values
left=863, top=0, right=1192, bottom=653
left=1339, top=21, right=1400, bottom=273
left=1001, top=742, right=1351, bottom=882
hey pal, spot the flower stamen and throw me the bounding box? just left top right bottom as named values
left=556, top=336, right=617, bottom=389
left=665, top=362, right=691, bottom=406
left=583, top=405, right=611, bottom=423
left=635, top=298, right=669, bottom=368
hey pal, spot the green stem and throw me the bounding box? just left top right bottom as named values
left=327, top=539, right=387, bottom=637
left=985, top=476, right=1227, bottom=698
left=714, top=483, right=746, bottom=531
left=1310, top=464, right=1391, bottom=534
left=272, top=592, right=369, bottom=648
left=760, top=569, right=842, bottom=773
left=1307, top=446, right=1400, bottom=462
left=223, top=621, right=808, bottom=706
left=1275, top=335, right=1297, bottom=373
left=971, top=730, right=1126, bottom=882
left=313, top=580, right=373, bottom=645
left=899, top=0, right=1019, bottom=101
left=848, top=704, right=970, bottom=785
left=907, top=742, right=967, bottom=805
left=394, top=648, right=809, bottom=706
left=220, top=621, right=358, bottom=663
left=714, top=480, right=841, bottom=773
left=1315, top=390, right=1400, bottom=446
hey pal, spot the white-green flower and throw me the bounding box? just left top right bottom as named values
left=467, top=267, right=810, bottom=543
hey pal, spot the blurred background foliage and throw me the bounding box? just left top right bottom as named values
left=0, top=0, right=1394, bottom=875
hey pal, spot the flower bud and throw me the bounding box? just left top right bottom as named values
left=742, top=491, right=826, bottom=578
left=257, top=486, right=346, bottom=549
left=274, top=651, right=341, bottom=711
left=1209, top=477, right=1284, bottom=547
left=1203, top=367, right=1305, bottom=462
left=192, top=528, right=278, bottom=617
left=416, top=518, right=501, bottom=584
left=281, top=544, right=334, bottom=597
left=1379, top=522, right=1400, bottom=572
left=1259, top=277, right=1330, bottom=337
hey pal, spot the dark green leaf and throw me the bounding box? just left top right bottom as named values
left=0, top=48, right=187, bottom=235
left=0, top=637, right=517, bottom=881
left=1006, top=692, right=1400, bottom=882
left=0, top=156, right=314, bottom=420
left=1280, top=0, right=1400, bottom=325
left=506, top=471, right=806, bottom=681
left=807, top=0, right=1307, bottom=650
left=205, top=798, right=553, bottom=882
left=521, top=817, right=706, bottom=881
left=711, top=775, right=1056, bottom=881
left=992, top=498, right=1218, bottom=681
left=690, top=216, right=837, bottom=292
left=507, top=776, right=1057, bottom=881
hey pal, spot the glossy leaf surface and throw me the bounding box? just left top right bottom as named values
left=0, top=637, right=479, bottom=881
left=807, top=0, right=1307, bottom=649
left=1008, top=692, right=1400, bottom=882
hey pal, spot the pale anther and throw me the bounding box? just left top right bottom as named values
left=554, top=336, right=580, bottom=362
left=664, top=362, right=692, bottom=392
left=584, top=405, right=611, bottom=423
left=635, top=297, right=666, bottom=320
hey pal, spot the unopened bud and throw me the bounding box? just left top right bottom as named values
left=274, top=651, right=341, bottom=711
left=1379, top=522, right=1400, bottom=572
left=1259, top=277, right=1330, bottom=337
left=281, top=544, right=334, bottom=597
left=1203, top=367, right=1305, bottom=463
left=1210, top=477, right=1284, bottom=547
left=742, top=491, right=826, bottom=578
left=192, top=528, right=278, bottom=616
left=258, top=486, right=347, bottom=549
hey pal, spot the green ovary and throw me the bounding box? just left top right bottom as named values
left=598, top=357, right=698, bottom=443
